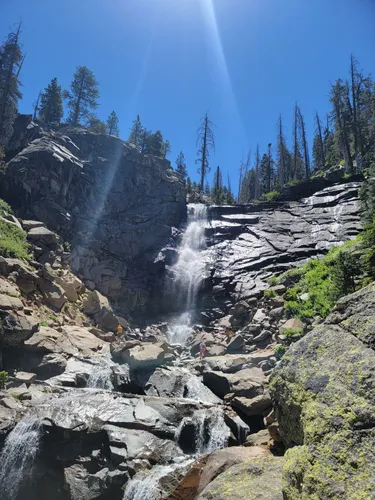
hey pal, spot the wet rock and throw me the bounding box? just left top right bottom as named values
left=145, top=366, right=220, bottom=403
left=197, top=456, right=284, bottom=500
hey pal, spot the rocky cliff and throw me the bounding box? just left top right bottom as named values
left=1, top=118, right=186, bottom=318
left=164, top=181, right=361, bottom=323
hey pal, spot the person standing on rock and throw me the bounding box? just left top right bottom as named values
left=199, top=342, right=207, bottom=359
left=116, top=324, right=124, bottom=338
left=225, top=327, right=233, bottom=342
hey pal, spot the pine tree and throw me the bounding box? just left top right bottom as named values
left=146, top=130, right=164, bottom=156
left=65, top=66, right=99, bottom=126
left=260, top=145, right=275, bottom=195
left=276, top=115, right=292, bottom=187
left=312, top=112, right=325, bottom=171
left=161, top=139, right=171, bottom=159
left=175, top=151, right=187, bottom=184
left=204, top=182, right=211, bottom=196
left=292, top=103, right=304, bottom=180
left=129, top=115, right=144, bottom=150
left=0, top=24, right=23, bottom=146
left=186, top=176, right=192, bottom=194
left=298, top=106, right=310, bottom=178
left=196, top=112, right=215, bottom=191
left=330, top=79, right=353, bottom=173
left=106, top=111, right=120, bottom=136
left=86, top=114, right=106, bottom=134
left=32, top=91, right=41, bottom=121
left=212, top=165, right=223, bottom=204
left=254, top=144, right=261, bottom=199
left=39, top=77, right=63, bottom=124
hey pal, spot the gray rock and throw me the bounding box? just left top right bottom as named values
left=203, top=367, right=266, bottom=400
left=253, top=330, right=272, bottom=344
left=0, top=311, right=39, bottom=347
left=83, top=290, right=118, bottom=331
left=2, top=129, right=186, bottom=318
left=226, top=334, right=245, bottom=353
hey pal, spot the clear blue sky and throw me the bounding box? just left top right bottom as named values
left=1, top=0, right=375, bottom=192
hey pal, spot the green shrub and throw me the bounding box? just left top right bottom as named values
left=282, top=327, right=303, bottom=339
left=0, top=199, right=12, bottom=216
left=267, top=276, right=279, bottom=286
left=0, top=370, right=8, bottom=388
left=0, top=218, right=29, bottom=259
left=40, top=321, right=48, bottom=327
left=264, top=289, right=277, bottom=298
left=274, top=345, right=287, bottom=360
left=283, top=238, right=362, bottom=321
left=260, top=191, right=280, bottom=202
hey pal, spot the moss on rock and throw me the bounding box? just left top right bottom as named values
left=270, top=293, right=375, bottom=499
left=197, top=456, right=284, bottom=500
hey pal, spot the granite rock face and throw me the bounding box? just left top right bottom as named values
left=1, top=125, right=186, bottom=318
left=187, top=182, right=361, bottom=322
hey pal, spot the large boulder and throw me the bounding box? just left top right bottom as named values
left=197, top=456, right=284, bottom=500
left=270, top=283, right=375, bottom=499
left=112, top=341, right=175, bottom=371
left=169, top=446, right=268, bottom=499
left=203, top=367, right=266, bottom=400
left=83, top=290, right=118, bottom=331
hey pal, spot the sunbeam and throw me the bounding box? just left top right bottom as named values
left=200, top=0, right=247, bottom=143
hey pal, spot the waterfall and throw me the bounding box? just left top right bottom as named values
left=86, top=354, right=114, bottom=390
left=168, top=204, right=208, bottom=345
left=123, top=459, right=193, bottom=500
left=0, top=416, right=42, bottom=500
left=175, top=408, right=230, bottom=455
left=194, top=409, right=230, bottom=454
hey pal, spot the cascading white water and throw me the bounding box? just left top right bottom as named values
left=86, top=354, right=114, bottom=390
left=168, top=204, right=208, bottom=345
left=194, top=409, right=230, bottom=454
left=0, top=416, right=42, bottom=500
left=122, top=458, right=193, bottom=500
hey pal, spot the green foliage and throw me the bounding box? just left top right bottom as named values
left=86, top=114, right=106, bottom=134
left=283, top=239, right=361, bottom=320
left=274, top=345, right=287, bottom=360
left=106, top=110, right=120, bottom=136
left=0, top=217, right=29, bottom=259
left=40, top=320, right=48, bottom=327
left=264, top=288, right=277, bottom=298
left=0, top=370, right=8, bottom=389
left=282, top=327, right=303, bottom=339
left=65, top=66, right=100, bottom=126
left=128, top=116, right=171, bottom=157
left=0, top=198, right=13, bottom=216
left=39, top=77, right=63, bottom=124
left=0, top=25, right=23, bottom=146
left=260, top=190, right=280, bottom=202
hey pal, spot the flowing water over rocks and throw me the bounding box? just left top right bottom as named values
left=0, top=416, right=42, bottom=500
left=0, top=169, right=365, bottom=499
left=167, top=204, right=208, bottom=345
